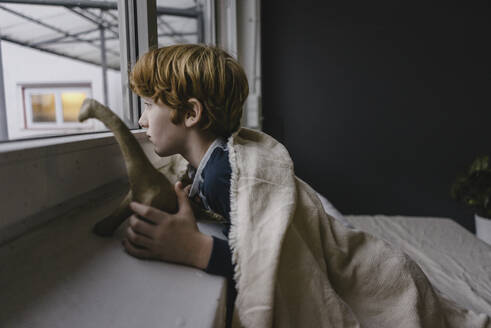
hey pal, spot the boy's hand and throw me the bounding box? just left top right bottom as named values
left=123, top=181, right=213, bottom=269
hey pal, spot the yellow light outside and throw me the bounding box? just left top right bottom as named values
left=62, top=92, right=86, bottom=122
left=31, top=94, right=56, bottom=122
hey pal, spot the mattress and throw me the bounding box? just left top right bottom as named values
left=345, top=215, right=491, bottom=316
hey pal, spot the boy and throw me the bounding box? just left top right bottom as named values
left=119, top=44, right=486, bottom=328
left=123, top=44, right=247, bottom=327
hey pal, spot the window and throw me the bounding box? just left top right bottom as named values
left=0, top=0, right=123, bottom=141
left=22, top=84, right=93, bottom=130
left=0, top=0, right=215, bottom=142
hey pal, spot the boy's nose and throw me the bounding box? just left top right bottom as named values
left=138, top=113, right=148, bottom=128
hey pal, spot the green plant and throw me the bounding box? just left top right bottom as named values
left=451, top=155, right=491, bottom=218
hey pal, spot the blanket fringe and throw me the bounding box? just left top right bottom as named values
left=227, top=131, right=242, bottom=289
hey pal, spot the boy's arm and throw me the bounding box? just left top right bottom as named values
left=189, top=233, right=214, bottom=270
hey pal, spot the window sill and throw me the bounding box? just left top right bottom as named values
left=0, top=129, right=145, bottom=160
left=0, top=183, right=227, bottom=328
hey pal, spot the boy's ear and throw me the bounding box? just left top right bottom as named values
left=184, top=98, right=203, bottom=128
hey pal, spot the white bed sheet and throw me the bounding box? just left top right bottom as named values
left=345, top=215, right=491, bottom=316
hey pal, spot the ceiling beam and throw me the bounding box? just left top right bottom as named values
left=0, top=5, right=120, bottom=57
left=31, top=26, right=102, bottom=46
left=0, top=35, right=120, bottom=70
left=0, top=0, right=199, bottom=18
left=66, top=7, right=119, bottom=38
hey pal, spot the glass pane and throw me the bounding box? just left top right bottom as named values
left=31, top=94, right=56, bottom=122
left=157, top=0, right=201, bottom=46
left=62, top=92, right=86, bottom=122
left=0, top=2, right=122, bottom=140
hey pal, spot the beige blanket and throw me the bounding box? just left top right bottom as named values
left=225, top=128, right=490, bottom=328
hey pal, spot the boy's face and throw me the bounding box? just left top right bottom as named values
left=138, top=98, right=186, bottom=157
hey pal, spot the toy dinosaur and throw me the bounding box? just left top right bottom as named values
left=78, top=98, right=223, bottom=237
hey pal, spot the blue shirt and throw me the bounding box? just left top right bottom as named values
left=188, top=138, right=232, bottom=235
left=187, top=138, right=235, bottom=327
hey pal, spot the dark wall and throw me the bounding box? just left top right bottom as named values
left=261, top=1, right=490, bottom=232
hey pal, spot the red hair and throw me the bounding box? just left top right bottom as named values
left=130, top=44, right=249, bottom=138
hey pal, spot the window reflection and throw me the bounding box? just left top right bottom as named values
left=31, top=94, right=56, bottom=123
left=62, top=92, right=86, bottom=122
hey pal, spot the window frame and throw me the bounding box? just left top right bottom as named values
left=0, top=0, right=218, bottom=141
left=117, top=0, right=157, bottom=128
left=0, top=38, right=7, bottom=141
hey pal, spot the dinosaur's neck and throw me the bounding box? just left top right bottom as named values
left=78, top=99, right=159, bottom=191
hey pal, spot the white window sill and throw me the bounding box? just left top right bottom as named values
left=0, top=183, right=227, bottom=328
left=0, top=129, right=145, bottom=159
